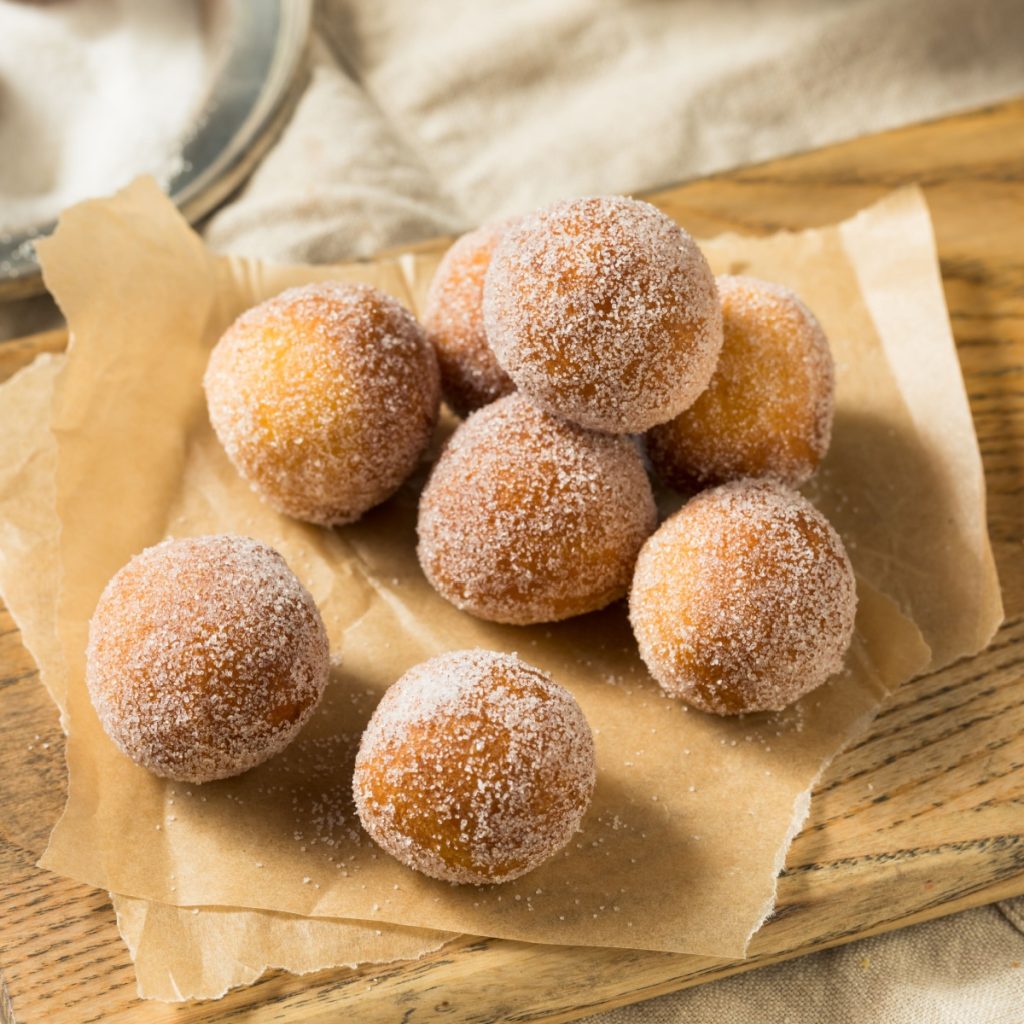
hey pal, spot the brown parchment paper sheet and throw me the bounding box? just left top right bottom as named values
left=0, top=355, right=455, bottom=1002
left=31, top=179, right=963, bottom=954
left=4, top=180, right=999, bottom=970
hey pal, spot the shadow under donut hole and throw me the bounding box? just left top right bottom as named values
left=804, top=405, right=989, bottom=672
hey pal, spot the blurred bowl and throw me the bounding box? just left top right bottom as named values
left=0, top=0, right=312, bottom=300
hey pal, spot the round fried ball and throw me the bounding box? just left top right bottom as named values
left=204, top=281, right=440, bottom=526
left=483, top=195, right=723, bottom=433
left=422, top=220, right=516, bottom=417
left=86, top=535, right=330, bottom=784
left=417, top=393, right=657, bottom=624
left=647, top=276, right=834, bottom=490
left=629, top=480, right=857, bottom=715
left=353, top=649, right=596, bottom=884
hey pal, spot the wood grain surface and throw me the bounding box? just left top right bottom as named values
left=1, top=98, right=1023, bottom=1023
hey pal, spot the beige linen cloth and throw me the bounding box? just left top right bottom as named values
left=4, top=0, right=1024, bottom=1019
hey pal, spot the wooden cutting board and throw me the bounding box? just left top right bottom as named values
left=1, top=99, right=1022, bottom=1024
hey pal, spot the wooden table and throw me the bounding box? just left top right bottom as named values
left=2, top=99, right=1023, bottom=1023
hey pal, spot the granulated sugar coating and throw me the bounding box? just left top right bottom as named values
left=353, top=650, right=596, bottom=884
left=422, top=220, right=516, bottom=417
left=417, top=393, right=657, bottom=624
left=630, top=481, right=857, bottom=715
left=204, top=282, right=440, bottom=526
left=86, top=535, right=330, bottom=784
left=647, top=276, right=834, bottom=490
left=483, top=196, right=723, bottom=433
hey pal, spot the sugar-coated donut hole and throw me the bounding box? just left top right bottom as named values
left=353, top=649, right=596, bottom=884
left=629, top=480, right=857, bottom=715
left=204, top=281, right=440, bottom=526
left=417, top=393, right=658, bottom=625
left=483, top=195, right=723, bottom=433
left=422, top=221, right=516, bottom=417
left=86, top=535, right=330, bottom=784
left=646, top=276, right=834, bottom=490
